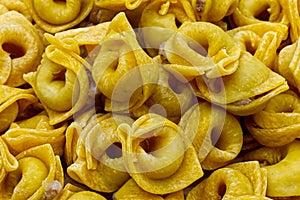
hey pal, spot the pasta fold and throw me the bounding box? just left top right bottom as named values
left=0, top=11, right=44, bottom=87
left=0, top=144, right=64, bottom=200
left=53, top=183, right=106, bottom=200
left=118, top=113, right=203, bottom=194
left=139, top=0, right=196, bottom=56
left=1, top=114, right=67, bottom=156
left=164, top=21, right=241, bottom=79
left=67, top=113, right=132, bottom=193
left=23, top=38, right=90, bottom=125
left=244, top=140, right=300, bottom=197
left=0, top=0, right=32, bottom=21
left=0, top=85, right=37, bottom=133
left=179, top=102, right=243, bottom=170
left=186, top=161, right=270, bottom=200
left=195, top=52, right=289, bottom=116
left=24, top=0, right=93, bottom=33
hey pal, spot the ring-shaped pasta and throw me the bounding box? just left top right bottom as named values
left=179, top=102, right=242, bottom=170
left=67, top=113, right=132, bottom=193
left=2, top=114, right=67, bottom=156
left=118, top=113, right=203, bottom=194
left=24, top=44, right=90, bottom=125
left=0, top=85, right=37, bottom=133
left=191, top=0, right=238, bottom=22
left=0, top=11, right=44, bottom=87
left=139, top=0, right=196, bottom=56
left=164, top=21, right=241, bottom=79
left=243, top=140, right=300, bottom=197
left=232, top=0, right=287, bottom=26
left=227, top=22, right=288, bottom=69
left=24, top=0, right=94, bottom=33
left=92, top=13, right=156, bottom=112
left=245, top=91, right=300, bottom=147
left=187, top=161, right=269, bottom=200
left=195, top=52, right=289, bottom=116
left=0, top=144, right=64, bottom=200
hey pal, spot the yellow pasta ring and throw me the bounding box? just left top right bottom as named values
left=1, top=144, right=64, bottom=199
left=0, top=11, right=44, bottom=87
left=118, top=113, right=203, bottom=194
left=164, top=21, right=241, bottom=79
left=245, top=91, right=300, bottom=147
left=24, top=0, right=94, bottom=33
left=232, top=0, right=287, bottom=26
left=67, top=113, right=132, bottom=193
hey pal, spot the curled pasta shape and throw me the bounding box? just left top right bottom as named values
left=179, top=102, right=242, bottom=170
left=95, top=0, right=149, bottom=11
left=53, top=183, right=106, bottom=200
left=0, top=137, right=18, bottom=184
left=131, top=66, right=197, bottom=123
left=227, top=22, right=288, bottom=69
left=1, top=144, right=64, bottom=200
left=191, top=0, right=238, bottom=22
left=24, top=43, right=90, bottom=125
left=24, top=0, right=93, bottom=33
left=245, top=91, right=300, bottom=147
left=92, top=13, right=157, bottom=112
left=195, top=52, right=289, bottom=116
left=277, top=38, right=300, bottom=92
left=67, top=113, right=132, bottom=193
left=118, top=113, right=203, bottom=194
left=243, top=140, right=300, bottom=197
left=187, top=161, right=269, bottom=200
left=2, top=114, right=67, bottom=156
left=139, top=0, right=196, bottom=56
left=0, top=11, right=44, bottom=87
left=164, top=21, right=241, bottom=79
left=0, top=0, right=32, bottom=21
left=232, top=0, right=287, bottom=26
left=113, top=178, right=184, bottom=200
left=0, top=85, right=37, bottom=133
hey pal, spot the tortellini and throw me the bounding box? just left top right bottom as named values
left=0, top=144, right=64, bottom=200
left=3, top=0, right=300, bottom=199
left=24, top=0, right=94, bottom=33
left=186, top=161, right=270, bottom=200
left=244, top=140, right=300, bottom=197
left=67, top=113, right=132, bottom=193
left=118, top=113, right=203, bottom=194
left=245, top=91, right=300, bottom=147
left=0, top=11, right=44, bottom=87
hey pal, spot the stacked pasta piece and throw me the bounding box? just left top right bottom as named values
left=1, top=0, right=300, bottom=199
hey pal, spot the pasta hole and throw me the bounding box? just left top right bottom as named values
left=218, top=183, right=226, bottom=197
left=188, top=40, right=208, bottom=57
left=2, top=42, right=25, bottom=59
left=106, top=142, right=122, bottom=159
left=254, top=7, right=270, bottom=21
left=54, top=0, right=66, bottom=3
left=52, top=68, right=66, bottom=81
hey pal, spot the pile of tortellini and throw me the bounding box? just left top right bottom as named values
left=2, top=0, right=300, bottom=199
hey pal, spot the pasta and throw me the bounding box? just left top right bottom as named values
left=0, top=11, right=44, bottom=87
left=24, top=0, right=94, bottom=33
left=2, top=0, right=300, bottom=199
